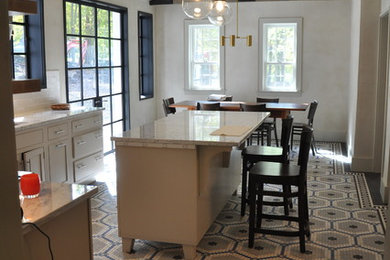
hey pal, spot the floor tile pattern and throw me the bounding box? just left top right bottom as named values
left=92, top=142, right=384, bottom=259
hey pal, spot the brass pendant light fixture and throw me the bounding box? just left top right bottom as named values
left=221, top=0, right=252, bottom=47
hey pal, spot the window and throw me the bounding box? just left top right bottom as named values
left=9, top=0, right=46, bottom=87
left=138, top=11, right=154, bottom=100
left=259, top=18, right=302, bottom=93
left=185, top=20, right=224, bottom=91
left=64, top=0, right=129, bottom=154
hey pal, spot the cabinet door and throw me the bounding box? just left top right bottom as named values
left=23, top=147, right=45, bottom=181
left=48, top=140, right=70, bottom=183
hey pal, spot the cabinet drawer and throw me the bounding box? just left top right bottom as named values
left=48, top=123, right=68, bottom=141
left=73, top=130, right=103, bottom=159
left=72, top=115, right=102, bottom=134
left=74, top=152, right=103, bottom=182
left=16, top=130, right=43, bottom=150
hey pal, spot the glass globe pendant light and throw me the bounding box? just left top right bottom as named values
left=208, top=0, right=232, bottom=26
left=182, top=0, right=213, bottom=20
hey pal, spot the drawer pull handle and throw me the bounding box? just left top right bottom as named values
left=75, top=124, right=83, bottom=129
left=95, top=156, right=103, bottom=161
left=55, top=143, right=66, bottom=148
left=55, top=130, right=65, bottom=135
left=77, top=140, right=87, bottom=145
left=77, top=164, right=87, bottom=169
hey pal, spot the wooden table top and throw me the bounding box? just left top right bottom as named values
left=169, top=100, right=309, bottom=111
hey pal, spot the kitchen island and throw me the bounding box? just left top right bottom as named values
left=112, top=110, right=269, bottom=259
left=21, top=182, right=98, bottom=260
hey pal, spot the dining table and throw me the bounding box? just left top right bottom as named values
left=169, top=100, right=309, bottom=119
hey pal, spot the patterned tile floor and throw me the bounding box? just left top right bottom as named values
left=92, top=142, right=385, bottom=259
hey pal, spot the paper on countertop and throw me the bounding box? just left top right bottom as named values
left=207, top=94, right=227, bottom=101
left=210, top=125, right=251, bottom=136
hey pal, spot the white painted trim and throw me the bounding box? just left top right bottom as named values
left=258, top=17, right=303, bottom=94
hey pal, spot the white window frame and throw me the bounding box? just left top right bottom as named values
left=258, top=17, right=302, bottom=93
left=184, top=19, right=225, bottom=92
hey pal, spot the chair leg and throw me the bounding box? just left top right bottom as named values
left=274, top=121, right=279, bottom=147
left=282, top=184, right=290, bottom=216
left=303, top=189, right=311, bottom=239
left=290, top=131, right=294, bottom=151
left=241, top=158, right=248, bottom=216
left=311, top=134, right=317, bottom=156
left=248, top=177, right=257, bottom=248
left=298, top=185, right=306, bottom=253
left=256, top=182, right=264, bottom=229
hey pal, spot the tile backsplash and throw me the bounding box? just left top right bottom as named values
left=13, top=70, right=63, bottom=116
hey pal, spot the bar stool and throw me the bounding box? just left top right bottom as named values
left=240, top=115, right=293, bottom=216
left=257, top=97, right=280, bottom=146
left=248, top=126, right=313, bottom=253
left=240, top=103, right=272, bottom=146
left=162, top=97, right=176, bottom=116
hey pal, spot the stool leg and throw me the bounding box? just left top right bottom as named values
left=241, top=158, right=248, bottom=216
left=290, top=131, right=294, bottom=151
left=274, top=120, right=279, bottom=147
left=298, top=185, right=306, bottom=253
left=267, top=127, right=271, bottom=146
left=248, top=177, right=256, bottom=248
left=282, top=184, right=289, bottom=216
left=256, top=182, right=264, bottom=229
left=304, top=189, right=311, bottom=239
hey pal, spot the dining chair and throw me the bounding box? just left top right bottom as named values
left=248, top=126, right=313, bottom=253
left=291, top=100, right=318, bottom=156
left=197, top=102, right=221, bottom=111
left=256, top=97, right=280, bottom=146
left=240, top=103, right=271, bottom=146
left=162, top=97, right=176, bottom=117
left=240, top=115, right=294, bottom=216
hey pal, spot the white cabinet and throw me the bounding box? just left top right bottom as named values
left=23, top=147, right=45, bottom=181
left=15, top=110, right=103, bottom=184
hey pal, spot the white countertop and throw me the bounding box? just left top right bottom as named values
left=112, top=110, right=269, bottom=146
left=21, top=182, right=98, bottom=233
left=14, top=107, right=103, bottom=132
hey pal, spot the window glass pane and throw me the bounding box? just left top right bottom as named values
left=66, top=2, right=79, bottom=35
left=98, top=68, right=110, bottom=96
left=70, top=101, right=82, bottom=109
left=110, top=11, right=121, bottom=38
left=112, top=94, right=123, bottom=122
left=102, top=96, right=111, bottom=124
left=67, top=36, right=80, bottom=68
left=83, top=69, right=97, bottom=99
left=97, top=9, right=109, bottom=37
left=81, top=5, right=95, bottom=36
left=98, top=39, right=109, bottom=66
left=83, top=99, right=94, bottom=108
left=12, top=24, right=25, bottom=53
left=82, top=37, right=96, bottom=67
left=265, top=23, right=296, bottom=63
left=68, top=70, right=81, bottom=101
left=103, top=125, right=112, bottom=153
left=13, top=55, right=27, bottom=79
left=12, top=15, right=24, bottom=23
left=264, top=64, right=294, bottom=90
left=111, top=68, right=122, bottom=94
left=113, top=121, right=123, bottom=137
left=111, top=40, right=121, bottom=66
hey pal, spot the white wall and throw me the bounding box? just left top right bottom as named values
left=155, top=1, right=351, bottom=142
left=13, top=0, right=157, bottom=129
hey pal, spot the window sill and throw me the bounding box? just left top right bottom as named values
left=139, top=95, right=153, bottom=101
left=259, top=90, right=302, bottom=97
left=13, top=79, right=41, bottom=94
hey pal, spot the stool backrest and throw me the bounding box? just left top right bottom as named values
left=280, top=115, right=294, bottom=160
left=307, top=100, right=318, bottom=126
left=240, top=103, right=267, bottom=112
left=197, top=102, right=221, bottom=111
left=162, top=97, right=176, bottom=117
left=256, top=97, right=279, bottom=103
left=298, top=126, right=313, bottom=178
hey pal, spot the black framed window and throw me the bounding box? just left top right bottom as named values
left=138, top=11, right=153, bottom=100
left=9, top=0, right=46, bottom=88
left=64, top=0, right=129, bottom=154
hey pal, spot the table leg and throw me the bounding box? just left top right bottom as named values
left=122, top=238, right=135, bottom=253
left=182, top=244, right=197, bottom=260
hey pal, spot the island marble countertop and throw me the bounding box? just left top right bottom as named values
left=112, top=110, right=269, bottom=147
left=14, top=107, right=104, bottom=133
left=20, top=182, right=98, bottom=233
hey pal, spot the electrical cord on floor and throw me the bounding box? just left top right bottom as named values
left=22, top=222, right=54, bottom=260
